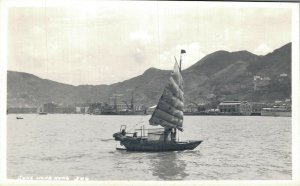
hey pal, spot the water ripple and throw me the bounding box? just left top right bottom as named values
left=7, top=114, right=292, bottom=180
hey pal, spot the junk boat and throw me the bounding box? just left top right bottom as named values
left=113, top=50, right=202, bottom=151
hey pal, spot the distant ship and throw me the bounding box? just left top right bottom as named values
left=16, top=116, right=23, bottom=119
left=101, top=109, right=146, bottom=115
left=261, top=106, right=291, bottom=117
left=101, top=94, right=147, bottom=115
left=113, top=50, right=203, bottom=151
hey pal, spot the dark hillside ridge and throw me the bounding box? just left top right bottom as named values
left=7, top=42, right=291, bottom=107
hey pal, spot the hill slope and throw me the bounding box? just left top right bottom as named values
left=7, top=43, right=291, bottom=108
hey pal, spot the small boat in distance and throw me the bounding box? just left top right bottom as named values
left=113, top=50, right=203, bottom=152
left=16, top=117, right=23, bottom=119
left=38, top=112, right=48, bottom=115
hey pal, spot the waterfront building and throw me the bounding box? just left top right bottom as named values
left=261, top=100, right=292, bottom=117
left=280, top=73, right=288, bottom=77
left=55, top=107, right=76, bottom=114
left=74, top=103, right=91, bottom=114
left=38, top=103, right=57, bottom=113
left=184, top=103, right=198, bottom=113
left=108, top=94, right=127, bottom=112
left=206, top=108, right=220, bottom=114
left=88, top=102, right=103, bottom=114
left=93, top=108, right=101, bottom=115
left=7, top=107, right=37, bottom=114
left=134, top=104, right=145, bottom=111
left=114, top=103, right=128, bottom=112
left=218, top=101, right=252, bottom=115
left=75, top=106, right=90, bottom=113
left=249, top=102, right=268, bottom=115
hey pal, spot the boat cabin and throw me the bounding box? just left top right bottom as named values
left=119, top=125, right=174, bottom=142
left=148, top=128, right=171, bottom=142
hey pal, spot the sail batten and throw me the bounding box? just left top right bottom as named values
left=149, top=62, right=184, bottom=131
left=156, top=99, right=183, bottom=119
left=166, top=78, right=184, bottom=101
left=150, top=116, right=183, bottom=131
left=162, top=89, right=184, bottom=111
left=152, top=109, right=183, bottom=125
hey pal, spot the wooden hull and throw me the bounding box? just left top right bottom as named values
left=113, top=132, right=202, bottom=152
left=122, top=140, right=202, bottom=152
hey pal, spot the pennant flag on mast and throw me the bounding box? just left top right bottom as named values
left=179, top=49, right=186, bottom=71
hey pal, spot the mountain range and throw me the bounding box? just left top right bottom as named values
left=7, top=43, right=291, bottom=108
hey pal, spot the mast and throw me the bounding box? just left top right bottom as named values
left=131, top=91, right=134, bottom=110
left=174, top=49, right=186, bottom=141
left=179, top=49, right=186, bottom=72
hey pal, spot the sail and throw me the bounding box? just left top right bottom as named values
left=149, top=62, right=184, bottom=131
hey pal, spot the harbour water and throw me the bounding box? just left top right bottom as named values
left=7, top=114, right=291, bottom=180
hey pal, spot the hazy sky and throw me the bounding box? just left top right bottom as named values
left=8, top=1, right=292, bottom=85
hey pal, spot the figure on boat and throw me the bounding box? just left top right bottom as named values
left=113, top=50, right=202, bottom=152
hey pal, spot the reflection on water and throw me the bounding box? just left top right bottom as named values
left=110, top=150, right=189, bottom=180
left=150, top=152, right=188, bottom=180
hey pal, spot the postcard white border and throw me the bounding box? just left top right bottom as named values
left=0, top=1, right=299, bottom=186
